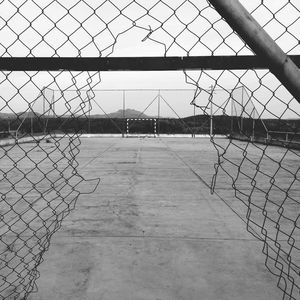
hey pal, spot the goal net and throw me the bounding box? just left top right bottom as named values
left=126, top=118, right=157, bottom=136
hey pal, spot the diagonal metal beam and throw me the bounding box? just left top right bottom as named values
left=208, top=0, right=300, bottom=103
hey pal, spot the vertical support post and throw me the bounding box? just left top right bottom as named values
left=241, top=86, right=244, bottom=132
left=193, top=104, right=196, bottom=138
left=252, top=106, right=256, bottom=141
left=252, top=119, right=255, bottom=142
left=157, top=90, right=161, bottom=137
left=122, top=90, right=126, bottom=138
left=210, top=101, right=213, bottom=136
left=42, top=89, right=47, bottom=135
left=208, top=0, right=300, bottom=103
left=209, top=85, right=214, bottom=137
left=230, top=96, right=234, bottom=135
left=52, top=91, right=55, bottom=117
left=87, top=92, right=91, bottom=134
left=31, top=115, right=33, bottom=135
left=42, top=89, right=45, bottom=116
left=88, top=110, right=91, bottom=134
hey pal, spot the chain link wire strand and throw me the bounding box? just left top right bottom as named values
left=0, top=0, right=299, bottom=299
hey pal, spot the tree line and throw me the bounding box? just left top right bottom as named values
left=0, top=115, right=298, bottom=138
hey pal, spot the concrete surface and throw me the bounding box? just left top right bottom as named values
left=27, top=137, right=284, bottom=300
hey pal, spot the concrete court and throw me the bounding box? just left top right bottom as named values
left=29, top=137, right=281, bottom=300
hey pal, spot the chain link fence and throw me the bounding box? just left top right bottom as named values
left=0, top=0, right=299, bottom=299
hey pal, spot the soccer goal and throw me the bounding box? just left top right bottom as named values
left=126, top=118, right=157, bottom=137
left=0, top=1, right=299, bottom=300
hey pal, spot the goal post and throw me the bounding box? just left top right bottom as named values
left=126, top=118, right=157, bottom=137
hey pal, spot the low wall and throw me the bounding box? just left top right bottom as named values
left=229, top=133, right=300, bottom=150
left=0, top=134, right=59, bottom=147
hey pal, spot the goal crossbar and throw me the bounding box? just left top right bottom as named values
left=126, top=118, right=157, bottom=136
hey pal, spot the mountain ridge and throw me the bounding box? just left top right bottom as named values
left=91, top=109, right=152, bottom=119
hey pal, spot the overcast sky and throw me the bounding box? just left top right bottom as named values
left=0, top=0, right=299, bottom=119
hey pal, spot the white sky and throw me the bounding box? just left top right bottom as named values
left=0, top=0, right=299, bottom=119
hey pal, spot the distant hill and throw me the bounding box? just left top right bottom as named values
left=92, top=109, right=151, bottom=119
left=0, top=111, right=41, bottom=119
left=17, top=111, right=41, bottom=118
left=0, top=112, right=16, bottom=119
left=0, top=109, right=150, bottom=119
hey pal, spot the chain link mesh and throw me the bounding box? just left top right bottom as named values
left=0, top=0, right=299, bottom=299
left=0, top=70, right=101, bottom=299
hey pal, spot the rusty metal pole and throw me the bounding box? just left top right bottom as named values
left=208, top=0, right=300, bottom=103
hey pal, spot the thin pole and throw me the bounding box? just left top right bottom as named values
left=52, top=91, right=55, bottom=117
left=208, top=0, right=300, bottom=103
left=252, top=118, right=255, bottom=141
left=193, top=104, right=196, bottom=138
left=31, top=116, right=33, bottom=135
left=241, top=86, right=244, bottom=132
left=230, top=97, right=234, bottom=134
left=88, top=98, right=91, bottom=134
left=157, top=90, right=161, bottom=136
left=43, top=89, right=46, bottom=134
left=209, top=85, right=214, bottom=136
left=122, top=90, right=126, bottom=138
left=210, top=102, right=213, bottom=136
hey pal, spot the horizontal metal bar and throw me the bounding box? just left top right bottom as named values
left=0, top=56, right=300, bottom=71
